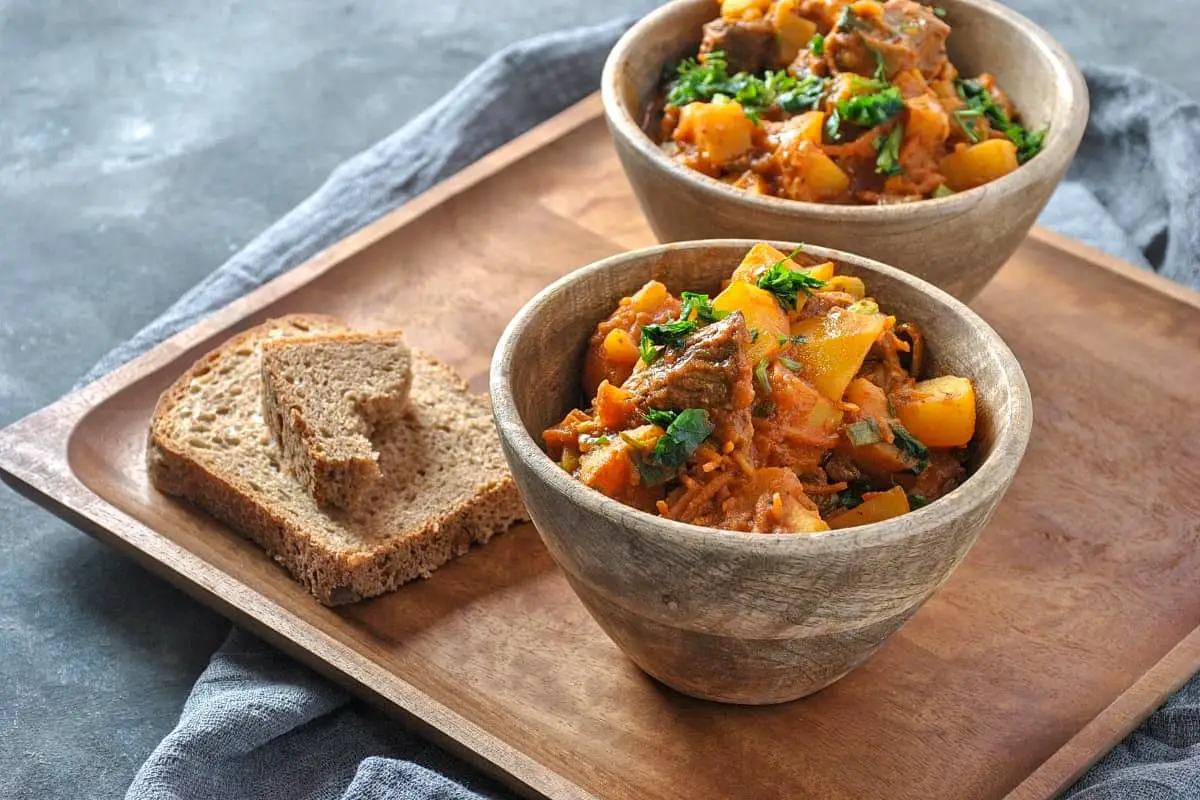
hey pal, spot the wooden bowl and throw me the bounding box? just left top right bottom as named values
left=490, top=241, right=1033, bottom=704
left=600, top=0, right=1089, bottom=300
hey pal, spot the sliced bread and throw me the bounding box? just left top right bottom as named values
left=261, top=331, right=413, bottom=509
left=147, top=314, right=528, bottom=605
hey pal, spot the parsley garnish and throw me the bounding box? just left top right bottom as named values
left=824, top=107, right=842, bottom=142
left=666, top=51, right=825, bottom=122
left=636, top=408, right=715, bottom=485
left=837, top=87, right=905, bottom=129
left=755, top=247, right=828, bottom=309
left=638, top=318, right=697, bottom=365
left=680, top=291, right=728, bottom=323
left=932, top=6, right=947, bottom=18
left=837, top=477, right=873, bottom=509
left=808, top=33, right=825, bottom=56
left=846, top=418, right=883, bottom=446
left=750, top=327, right=760, bottom=343
left=955, top=78, right=1047, bottom=163
left=891, top=422, right=930, bottom=472
left=835, top=5, right=859, bottom=31
left=908, top=492, right=930, bottom=509
left=779, top=356, right=804, bottom=372
left=644, top=409, right=679, bottom=428
left=754, top=359, right=771, bottom=395
left=873, top=50, right=888, bottom=83
left=875, top=124, right=904, bottom=177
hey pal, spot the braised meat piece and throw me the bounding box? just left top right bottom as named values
left=624, top=312, right=755, bottom=448
left=699, top=18, right=775, bottom=74
left=827, top=0, right=950, bottom=81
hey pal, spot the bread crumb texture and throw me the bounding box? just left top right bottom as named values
left=147, top=315, right=528, bottom=605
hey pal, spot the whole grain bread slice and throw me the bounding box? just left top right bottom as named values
left=147, top=314, right=528, bottom=605
left=261, top=331, right=413, bottom=509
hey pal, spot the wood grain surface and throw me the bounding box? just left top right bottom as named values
left=2, top=94, right=1199, bottom=800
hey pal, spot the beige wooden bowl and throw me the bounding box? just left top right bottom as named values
left=601, top=0, right=1089, bottom=300
left=491, top=240, right=1032, bottom=705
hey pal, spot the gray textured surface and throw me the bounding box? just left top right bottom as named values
left=0, top=1, right=1196, bottom=798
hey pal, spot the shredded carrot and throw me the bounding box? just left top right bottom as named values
left=656, top=499, right=671, bottom=518
left=803, top=481, right=848, bottom=495
left=674, top=471, right=736, bottom=522
left=732, top=451, right=756, bottom=476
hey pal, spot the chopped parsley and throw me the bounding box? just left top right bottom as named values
left=643, top=408, right=679, bottom=428
left=846, top=418, right=883, bottom=447
left=932, top=6, right=947, bottom=18
left=891, top=422, right=930, bottom=472
left=873, top=50, right=888, bottom=83
left=754, top=358, right=772, bottom=395
left=907, top=492, right=930, bottom=509
left=666, top=51, right=825, bottom=123
left=808, top=33, right=825, bottom=56
left=836, top=477, right=873, bottom=509
left=874, top=124, right=904, bottom=177
left=638, top=318, right=697, bottom=364
left=824, top=107, right=842, bottom=142
left=755, top=247, right=828, bottom=309
left=835, top=5, right=860, bottom=31
left=952, top=107, right=985, bottom=143
left=837, top=86, right=905, bottom=129
left=779, top=356, right=804, bottom=372
left=932, top=184, right=954, bottom=198
left=750, top=327, right=760, bottom=343
left=955, top=78, right=1047, bottom=163
left=680, top=291, right=728, bottom=323
left=636, top=408, right=715, bottom=485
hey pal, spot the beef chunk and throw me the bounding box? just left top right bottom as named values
left=699, top=18, right=775, bottom=74
left=625, top=313, right=755, bottom=447
left=828, top=0, right=950, bottom=80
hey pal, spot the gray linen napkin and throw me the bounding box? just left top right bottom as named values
left=117, top=18, right=1200, bottom=800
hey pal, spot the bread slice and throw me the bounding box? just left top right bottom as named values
left=147, top=314, right=528, bottom=605
left=261, top=331, right=413, bottom=509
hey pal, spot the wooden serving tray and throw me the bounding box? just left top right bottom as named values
left=3, top=95, right=1200, bottom=800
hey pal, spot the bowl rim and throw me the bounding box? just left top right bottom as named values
left=599, top=0, right=1090, bottom=220
left=490, top=239, right=1034, bottom=558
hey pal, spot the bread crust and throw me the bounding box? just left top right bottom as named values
left=146, top=314, right=527, bottom=605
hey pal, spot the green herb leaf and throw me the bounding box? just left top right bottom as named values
left=873, top=50, right=888, bottom=83
left=932, top=183, right=954, bottom=198
left=932, top=6, right=947, bottom=18
left=846, top=418, right=883, bottom=446
left=838, top=477, right=873, bottom=509
left=835, top=5, right=858, bottom=31
left=666, top=51, right=826, bottom=123
left=680, top=291, right=729, bottom=323
left=808, top=33, right=825, bottom=56
left=954, top=78, right=1046, bottom=163
left=750, top=327, right=760, bottom=343
left=756, top=247, right=828, bottom=310
left=779, top=356, right=804, bottom=372
left=837, top=86, right=905, bottom=129
left=637, top=408, right=715, bottom=485
left=776, top=74, right=826, bottom=113
left=875, top=123, right=904, bottom=177
left=891, top=422, right=930, bottom=472
left=643, top=409, right=679, bottom=428
left=754, top=358, right=771, bottom=395
left=824, top=107, right=842, bottom=142
left=638, top=331, right=659, bottom=365
left=907, top=492, right=930, bottom=509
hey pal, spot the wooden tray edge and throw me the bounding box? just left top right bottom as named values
left=2, top=91, right=1198, bottom=800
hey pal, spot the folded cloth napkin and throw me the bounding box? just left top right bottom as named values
left=116, top=17, right=1200, bottom=800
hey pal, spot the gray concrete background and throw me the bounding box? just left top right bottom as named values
left=0, top=1, right=1195, bottom=798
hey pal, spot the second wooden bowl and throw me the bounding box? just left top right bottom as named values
left=600, top=0, right=1089, bottom=300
